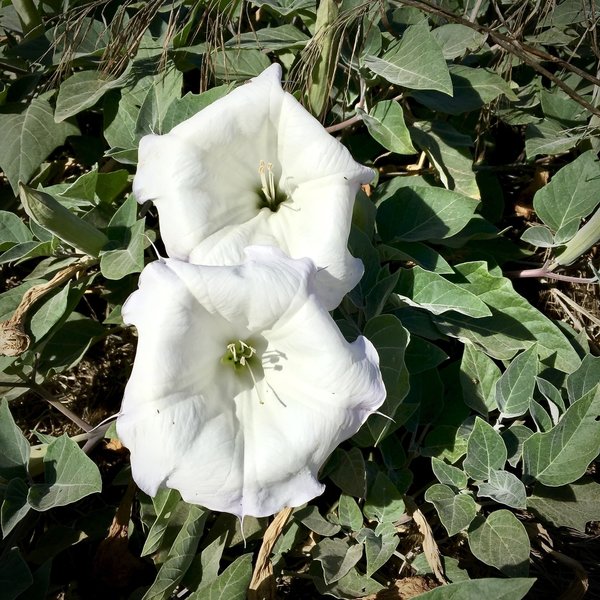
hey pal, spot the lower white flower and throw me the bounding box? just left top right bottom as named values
left=117, top=246, right=385, bottom=518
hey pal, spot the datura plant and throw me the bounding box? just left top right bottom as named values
left=133, top=64, right=374, bottom=310
left=117, top=246, right=385, bottom=518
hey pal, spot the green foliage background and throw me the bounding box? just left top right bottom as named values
left=0, top=0, right=599, bottom=598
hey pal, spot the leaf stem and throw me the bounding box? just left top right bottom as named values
left=505, top=267, right=598, bottom=284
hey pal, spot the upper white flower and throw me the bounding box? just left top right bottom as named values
left=133, top=64, right=374, bottom=310
left=116, top=246, right=385, bottom=518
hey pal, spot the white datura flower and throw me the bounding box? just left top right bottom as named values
left=133, top=64, right=374, bottom=310
left=117, top=246, right=385, bottom=518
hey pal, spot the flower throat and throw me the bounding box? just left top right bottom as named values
left=257, top=160, right=287, bottom=212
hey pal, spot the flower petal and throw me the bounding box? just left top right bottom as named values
left=117, top=248, right=385, bottom=517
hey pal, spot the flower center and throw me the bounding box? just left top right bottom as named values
left=221, top=339, right=266, bottom=404
left=257, top=160, right=287, bottom=212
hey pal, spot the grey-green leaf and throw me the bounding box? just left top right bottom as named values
left=27, top=435, right=102, bottom=510
left=431, top=24, right=486, bottom=59
left=0, top=98, right=78, bottom=193
left=523, top=386, right=600, bottom=486
left=361, top=523, right=398, bottom=577
left=415, top=577, right=534, bottom=599
left=313, top=538, right=363, bottom=584
left=295, top=506, right=341, bottom=536
left=0, top=211, right=33, bottom=249
left=0, top=547, right=33, bottom=600
left=431, top=457, right=467, bottom=489
left=521, top=225, right=557, bottom=248
left=0, top=399, right=30, bottom=480
left=328, top=447, right=367, bottom=498
left=141, top=488, right=182, bottom=557
left=495, top=345, right=538, bottom=417
left=364, top=471, right=405, bottom=523
left=190, top=554, right=252, bottom=600
left=338, top=494, right=363, bottom=531
left=477, top=469, right=527, bottom=509
left=460, top=344, right=501, bottom=415
left=566, top=354, right=600, bottom=403
left=365, top=20, right=452, bottom=94
left=424, top=484, right=477, bottom=536
left=362, top=100, right=415, bottom=155
left=1, top=477, right=31, bottom=536
left=463, top=417, right=507, bottom=481
left=468, top=511, right=530, bottom=576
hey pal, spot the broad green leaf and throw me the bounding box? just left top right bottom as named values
left=521, top=225, right=557, bottom=247
left=27, top=435, right=102, bottom=510
left=142, top=505, right=207, bottom=600
left=536, top=377, right=566, bottom=413
left=533, top=150, right=600, bottom=233
left=502, top=424, right=534, bottom=468
left=541, top=89, right=588, bottom=124
left=295, top=505, right=341, bottom=536
left=226, top=24, right=310, bottom=49
left=363, top=315, right=410, bottom=442
left=362, top=100, right=415, bottom=155
left=495, top=345, right=538, bottom=417
left=0, top=400, right=30, bottom=480
left=0, top=98, right=78, bottom=193
left=523, top=387, right=600, bottom=486
left=377, top=186, right=479, bottom=242
left=468, top=511, right=530, bottom=576
left=463, top=417, right=507, bottom=480
left=55, top=70, right=130, bottom=121
left=460, top=344, right=500, bottom=415
left=1, top=478, right=31, bottom=536
left=396, top=266, right=491, bottom=318
left=141, top=489, right=182, bottom=557
left=194, top=534, right=227, bottom=588
left=411, top=121, right=479, bottom=199
left=424, top=484, right=476, bottom=536
left=161, top=85, right=233, bottom=132
left=422, top=425, right=468, bottom=464
left=477, top=469, right=527, bottom=509
left=19, top=185, right=108, bottom=256
left=434, top=262, right=581, bottom=373
left=405, top=336, right=448, bottom=374
left=566, top=354, right=600, bottom=403
left=0, top=211, right=32, bottom=250
left=0, top=548, right=32, bottom=600
left=528, top=478, right=600, bottom=532
left=530, top=399, right=553, bottom=432
left=29, top=282, right=71, bottom=341
left=365, top=20, right=452, bottom=94
left=100, top=219, right=145, bottom=280
left=328, top=447, right=367, bottom=498
left=251, top=0, right=315, bottom=16
left=213, top=49, right=271, bottom=81
left=413, top=65, right=517, bottom=115
left=364, top=471, right=405, bottom=523
left=312, top=562, right=384, bottom=598
left=379, top=240, right=453, bottom=274
left=431, top=24, right=486, bottom=59
left=415, top=577, right=534, bottom=599
left=190, top=553, right=252, bottom=600
left=313, top=538, right=363, bottom=584
left=431, top=457, right=467, bottom=489
left=338, top=494, right=363, bottom=531
left=411, top=553, right=470, bottom=583
left=361, top=523, right=398, bottom=577
left=525, top=119, right=581, bottom=158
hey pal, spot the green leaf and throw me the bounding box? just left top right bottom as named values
left=0, top=211, right=33, bottom=250
left=141, top=489, right=182, bottom=557
left=194, top=534, right=227, bottom=588
left=530, top=399, right=553, bottom=432
left=459, top=344, right=501, bottom=415
left=295, top=505, right=341, bottom=536
left=502, top=424, right=534, bottom=468
left=495, top=345, right=538, bottom=417
left=362, top=100, right=415, bottom=155
left=424, top=484, right=477, bottom=536
left=0, top=98, right=78, bottom=193
left=162, top=85, right=233, bottom=132
left=365, top=20, right=452, bottom=94
left=434, top=262, right=581, bottom=373
left=100, top=219, right=145, bottom=280
left=477, top=469, right=527, bottom=509
left=363, top=315, right=410, bottom=442
left=338, top=494, right=363, bottom=531
left=396, top=266, right=491, bottom=318
left=523, top=387, right=600, bottom=486
left=135, top=68, right=183, bottom=136
left=533, top=150, right=600, bottom=234
left=364, top=471, right=405, bottom=523
left=328, top=447, right=367, bottom=497
left=1, top=478, right=31, bottom=536
left=313, top=538, right=363, bottom=584
left=431, top=24, right=486, bottom=59
left=376, top=186, right=479, bottom=242
left=213, top=49, right=271, bottom=81
left=566, top=354, right=600, bottom=403
left=29, top=282, right=71, bottom=341
left=142, top=505, right=207, bottom=600
left=525, top=120, right=580, bottom=158
left=431, top=457, right=467, bottom=489
left=361, top=523, right=398, bottom=577
left=55, top=70, right=130, bottom=122
left=521, top=225, right=557, bottom=248
left=415, top=578, right=534, bottom=599
left=0, top=548, right=33, bottom=600
left=463, top=417, right=507, bottom=480
left=411, top=121, right=479, bottom=200
left=528, top=478, right=600, bottom=532
left=405, top=336, right=448, bottom=374
left=227, top=23, right=309, bottom=49
left=411, top=553, right=470, bottom=583
left=190, top=553, right=252, bottom=600
left=27, top=435, right=102, bottom=510
left=422, top=425, right=468, bottom=464
left=468, top=511, right=530, bottom=576
left=251, top=0, right=315, bottom=16
left=0, top=399, right=30, bottom=480
left=19, top=184, right=108, bottom=256
left=413, top=65, right=517, bottom=115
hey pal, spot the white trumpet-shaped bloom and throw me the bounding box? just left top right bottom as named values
left=117, top=247, right=385, bottom=518
left=133, top=64, right=374, bottom=310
